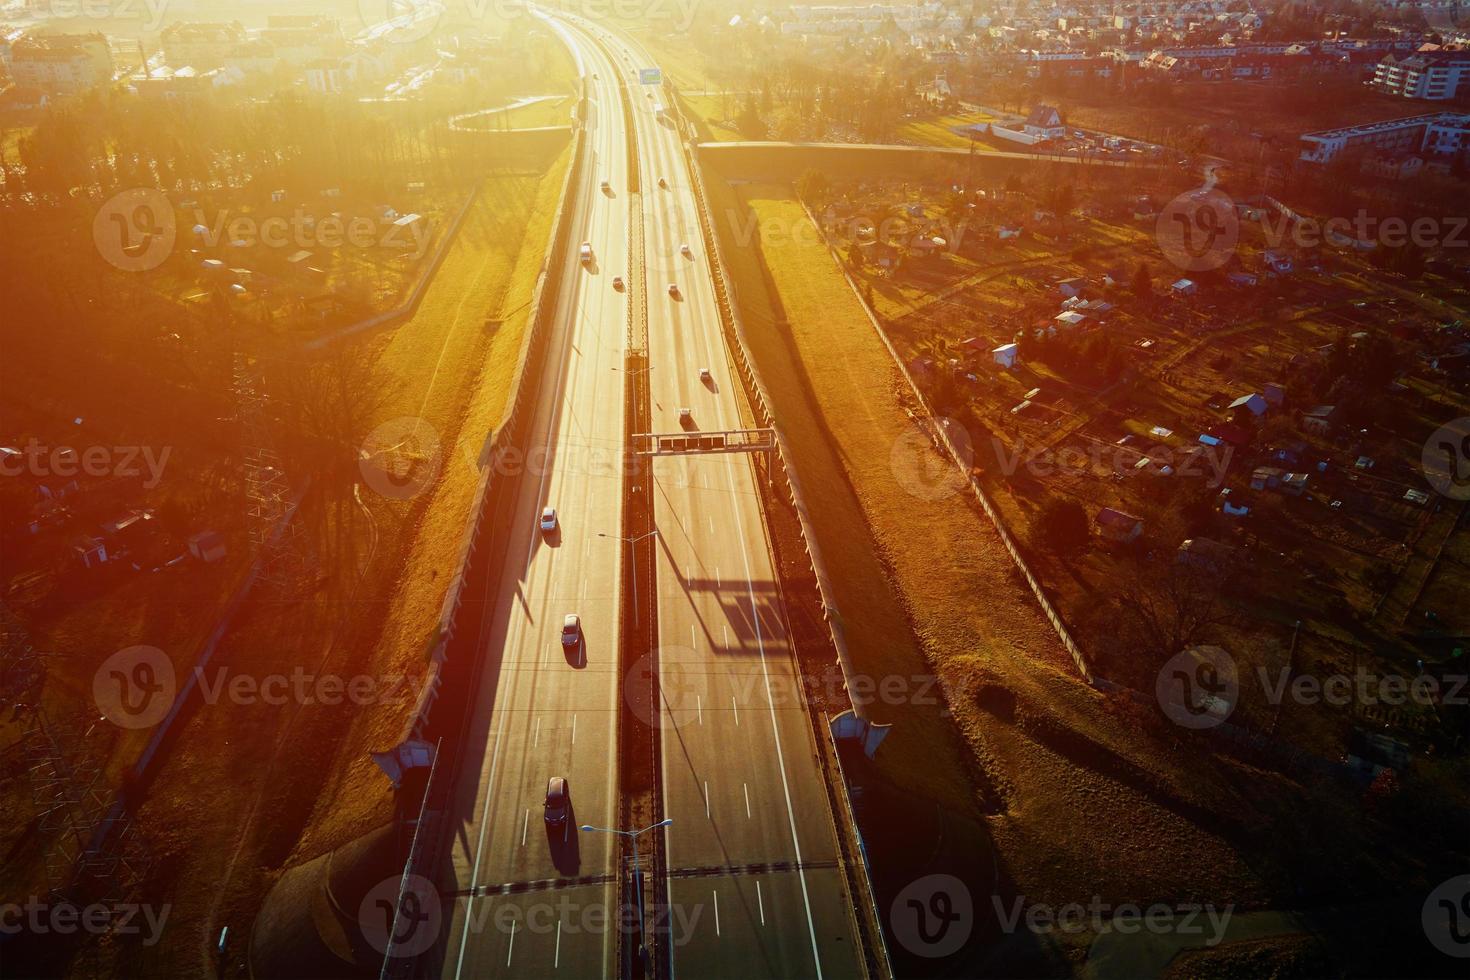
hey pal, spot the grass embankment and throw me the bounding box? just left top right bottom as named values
left=894, top=110, right=1000, bottom=149
left=709, top=180, right=1326, bottom=931
left=116, top=146, right=572, bottom=980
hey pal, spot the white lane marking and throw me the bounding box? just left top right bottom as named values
left=723, top=624, right=729, bottom=650
left=691, top=624, right=696, bottom=650
left=522, top=809, right=529, bottom=846
left=555, top=919, right=562, bottom=968
left=713, top=889, right=721, bottom=936
left=708, top=516, right=715, bottom=534
left=571, top=713, right=578, bottom=745
left=697, top=695, right=703, bottom=725
left=534, top=716, right=540, bottom=747
left=726, top=475, right=827, bottom=979
left=743, top=782, right=751, bottom=819
left=757, top=881, right=765, bottom=925
left=715, top=566, right=720, bottom=588
left=457, top=40, right=609, bottom=971
left=506, top=918, right=517, bottom=967
left=704, top=780, right=710, bottom=818
left=731, top=696, right=739, bottom=727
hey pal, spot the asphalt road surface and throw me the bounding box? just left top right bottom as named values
left=437, top=17, right=631, bottom=978
left=568, top=17, right=867, bottom=980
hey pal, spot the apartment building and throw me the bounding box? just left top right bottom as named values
left=1371, top=49, right=1470, bottom=100
left=8, top=32, right=113, bottom=93
left=1298, top=111, right=1470, bottom=163
left=160, top=22, right=247, bottom=69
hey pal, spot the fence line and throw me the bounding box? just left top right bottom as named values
left=804, top=202, right=1094, bottom=684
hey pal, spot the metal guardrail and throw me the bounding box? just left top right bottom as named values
left=665, top=82, right=894, bottom=980
left=377, top=83, right=592, bottom=980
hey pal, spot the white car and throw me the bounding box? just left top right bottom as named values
left=561, top=614, right=581, bottom=647
left=680, top=244, right=692, bottom=258
left=579, top=242, right=592, bottom=264
left=540, top=507, right=557, bottom=532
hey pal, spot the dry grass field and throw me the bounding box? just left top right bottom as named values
left=708, top=169, right=1469, bottom=974
left=60, top=146, right=573, bottom=979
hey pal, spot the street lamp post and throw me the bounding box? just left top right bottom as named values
left=598, top=530, right=657, bottom=624
left=580, top=818, right=673, bottom=958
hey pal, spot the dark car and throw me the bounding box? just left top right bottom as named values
left=544, top=777, right=569, bottom=825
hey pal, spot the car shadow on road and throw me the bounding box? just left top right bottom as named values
left=546, top=804, right=582, bottom=876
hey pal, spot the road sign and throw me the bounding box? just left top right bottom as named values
left=639, top=68, right=662, bottom=85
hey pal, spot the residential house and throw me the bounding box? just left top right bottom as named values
left=9, top=34, right=113, bottom=94
left=993, top=342, right=1019, bottom=369
left=1023, top=103, right=1067, bottom=140
left=1170, top=278, right=1197, bottom=296
left=1057, top=276, right=1087, bottom=298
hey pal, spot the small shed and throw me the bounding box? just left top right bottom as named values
left=1229, top=392, right=1269, bottom=416
left=73, top=536, right=108, bottom=569
left=188, top=530, right=227, bottom=563
left=1095, top=507, right=1143, bottom=543
left=992, top=343, right=1019, bottom=369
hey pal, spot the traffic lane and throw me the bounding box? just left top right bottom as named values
left=448, top=881, right=616, bottom=980
left=668, top=868, right=864, bottom=979
left=649, top=452, right=844, bottom=870
left=654, top=577, right=843, bottom=868
left=451, top=160, right=628, bottom=890
left=445, top=43, right=630, bottom=969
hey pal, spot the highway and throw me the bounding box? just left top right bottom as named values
left=566, top=18, right=868, bottom=979
left=437, top=18, right=631, bottom=978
